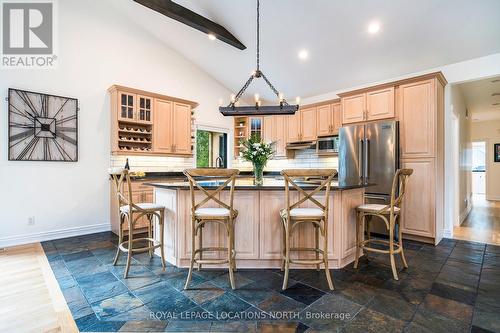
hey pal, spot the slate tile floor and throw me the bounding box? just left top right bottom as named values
left=42, top=232, right=500, bottom=333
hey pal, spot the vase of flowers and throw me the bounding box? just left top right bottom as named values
left=240, top=135, right=274, bottom=186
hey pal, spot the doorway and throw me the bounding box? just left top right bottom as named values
left=196, top=129, right=228, bottom=168
left=472, top=141, right=486, bottom=196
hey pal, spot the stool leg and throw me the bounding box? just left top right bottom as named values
left=198, top=225, right=203, bottom=271
left=113, top=214, right=124, bottom=266
left=231, top=219, right=237, bottom=272
left=159, top=210, right=166, bottom=270
left=398, top=217, right=408, bottom=269
left=147, top=214, right=153, bottom=259
left=280, top=217, right=286, bottom=272
left=389, top=225, right=399, bottom=280
left=323, top=221, right=334, bottom=290
left=354, top=212, right=361, bottom=269
left=282, top=221, right=291, bottom=290
left=227, top=218, right=235, bottom=290
left=315, top=225, right=320, bottom=271
left=124, top=215, right=133, bottom=279
left=184, top=217, right=196, bottom=290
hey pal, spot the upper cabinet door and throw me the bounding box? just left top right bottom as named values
left=172, top=103, right=192, bottom=154
left=287, top=112, right=300, bottom=143
left=300, top=107, right=317, bottom=141
left=118, top=92, right=136, bottom=121
left=153, top=99, right=173, bottom=153
left=137, top=95, right=153, bottom=124
left=366, top=87, right=395, bottom=121
left=332, top=103, right=342, bottom=134
left=342, top=93, right=366, bottom=124
left=317, top=104, right=332, bottom=136
left=263, top=116, right=274, bottom=143
left=274, top=115, right=287, bottom=157
left=398, top=79, right=436, bottom=158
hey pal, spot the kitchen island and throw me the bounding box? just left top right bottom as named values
left=147, top=178, right=370, bottom=269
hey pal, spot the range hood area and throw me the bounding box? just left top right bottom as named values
left=285, top=141, right=316, bottom=150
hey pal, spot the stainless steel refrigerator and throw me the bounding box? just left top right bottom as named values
left=338, top=120, right=399, bottom=203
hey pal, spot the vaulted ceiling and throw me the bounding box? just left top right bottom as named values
left=114, top=0, right=500, bottom=102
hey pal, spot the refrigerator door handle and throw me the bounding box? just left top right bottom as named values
left=358, top=139, right=364, bottom=180
left=364, top=139, right=370, bottom=179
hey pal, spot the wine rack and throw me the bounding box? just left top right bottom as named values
left=117, top=122, right=153, bottom=152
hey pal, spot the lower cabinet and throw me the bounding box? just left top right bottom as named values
left=400, top=158, right=436, bottom=239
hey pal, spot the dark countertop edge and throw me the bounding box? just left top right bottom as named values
left=144, top=182, right=373, bottom=191
left=123, top=170, right=283, bottom=181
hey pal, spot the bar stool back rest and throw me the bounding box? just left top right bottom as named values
left=282, top=169, right=337, bottom=221
left=183, top=168, right=239, bottom=216
left=109, top=168, right=134, bottom=215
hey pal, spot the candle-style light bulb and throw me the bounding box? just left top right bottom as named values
left=254, top=93, right=260, bottom=103
left=230, top=94, right=236, bottom=103
left=295, top=96, right=301, bottom=104
left=279, top=92, right=284, bottom=102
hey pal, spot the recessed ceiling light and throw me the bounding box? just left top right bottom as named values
left=207, top=33, right=216, bottom=41
left=298, top=49, right=309, bottom=60
left=368, top=22, right=381, bottom=34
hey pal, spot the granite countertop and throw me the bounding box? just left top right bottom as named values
left=145, top=177, right=372, bottom=191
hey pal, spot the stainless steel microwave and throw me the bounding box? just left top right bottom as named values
left=316, top=136, right=339, bottom=155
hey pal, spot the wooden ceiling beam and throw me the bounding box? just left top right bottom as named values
left=133, top=0, right=246, bottom=50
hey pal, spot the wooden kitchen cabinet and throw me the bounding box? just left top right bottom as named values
left=316, top=101, right=342, bottom=136
left=301, top=107, right=318, bottom=141
left=286, top=107, right=317, bottom=143
left=110, top=85, right=197, bottom=156
left=400, top=158, right=436, bottom=238
left=286, top=112, right=301, bottom=142
left=341, top=87, right=395, bottom=124
left=398, top=79, right=436, bottom=158
left=152, top=100, right=192, bottom=155
left=153, top=99, right=173, bottom=153
left=366, top=87, right=395, bottom=121
left=263, top=116, right=287, bottom=157
left=342, top=93, right=366, bottom=124
left=317, top=104, right=333, bottom=136
left=172, top=102, right=192, bottom=154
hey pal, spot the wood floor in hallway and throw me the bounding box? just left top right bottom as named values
left=0, top=243, right=78, bottom=333
left=454, top=194, right=500, bottom=245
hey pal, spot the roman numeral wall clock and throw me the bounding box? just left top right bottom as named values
left=8, top=88, right=79, bottom=162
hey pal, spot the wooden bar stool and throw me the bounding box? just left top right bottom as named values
left=354, top=168, right=413, bottom=280
left=280, top=169, right=337, bottom=290
left=183, top=168, right=239, bottom=290
left=109, top=168, right=166, bottom=278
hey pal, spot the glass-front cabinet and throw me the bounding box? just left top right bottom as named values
left=249, top=117, right=263, bottom=140
left=119, top=92, right=136, bottom=121
left=137, top=95, right=153, bottom=123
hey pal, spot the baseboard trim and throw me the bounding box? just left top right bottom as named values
left=459, top=204, right=472, bottom=225
left=0, top=223, right=111, bottom=248
left=486, top=195, right=500, bottom=201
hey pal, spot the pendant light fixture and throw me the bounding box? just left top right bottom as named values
left=219, top=0, right=299, bottom=116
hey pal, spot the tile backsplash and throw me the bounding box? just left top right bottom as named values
left=110, top=155, right=194, bottom=172
left=232, top=148, right=339, bottom=171
left=111, top=149, right=338, bottom=173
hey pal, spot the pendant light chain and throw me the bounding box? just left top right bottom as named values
left=256, top=0, right=260, bottom=72
left=221, top=0, right=297, bottom=113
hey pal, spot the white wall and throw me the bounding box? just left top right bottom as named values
left=450, top=85, right=472, bottom=224
left=0, top=0, right=234, bottom=246
left=471, top=120, right=500, bottom=201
